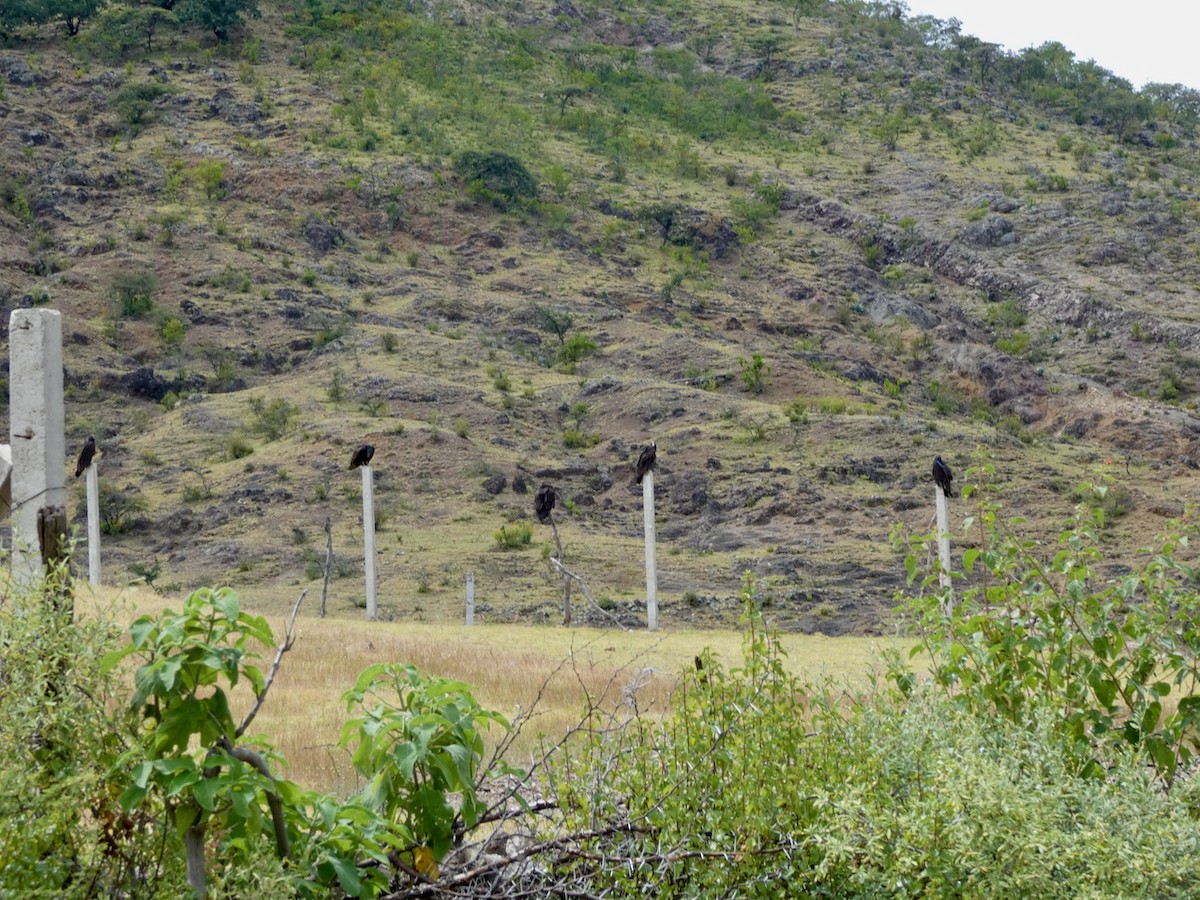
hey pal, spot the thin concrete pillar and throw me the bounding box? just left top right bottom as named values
left=10, top=310, right=66, bottom=586
left=362, top=464, right=376, bottom=620
left=86, top=463, right=100, bottom=586
left=465, top=572, right=475, bottom=626
left=643, top=471, right=658, bottom=631
left=935, top=485, right=952, bottom=607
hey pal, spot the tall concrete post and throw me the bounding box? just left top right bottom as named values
left=465, top=572, right=475, bottom=626
left=935, top=485, right=953, bottom=607
left=643, top=471, right=658, bottom=631
left=362, top=464, right=377, bottom=620
left=86, top=463, right=100, bottom=586
left=10, top=310, right=66, bottom=586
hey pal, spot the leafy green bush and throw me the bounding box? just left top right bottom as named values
left=493, top=521, right=532, bottom=548
left=109, top=82, right=177, bottom=132
left=546, top=575, right=1200, bottom=897
left=161, top=316, right=185, bottom=347
left=738, top=352, right=769, bottom=393
left=556, top=332, right=597, bottom=368
left=339, top=663, right=512, bottom=861
left=454, top=150, right=539, bottom=210
left=109, top=269, right=158, bottom=318
left=561, top=428, right=600, bottom=449
left=0, top=561, right=153, bottom=898
left=246, top=396, right=298, bottom=441
left=895, top=463, right=1200, bottom=784
left=182, top=0, right=260, bottom=42
left=98, top=482, right=148, bottom=533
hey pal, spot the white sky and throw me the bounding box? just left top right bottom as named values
left=905, top=2, right=1200, bottom=91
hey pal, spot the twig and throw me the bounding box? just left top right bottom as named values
left=382, top=823, right=649, bottom=899
left=237, top=589, right=305, bottom=738
left=548, top=557, right=628, bottom=631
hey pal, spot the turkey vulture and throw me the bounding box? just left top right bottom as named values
left=74, top=436, right=96, bottom=478
left=932, top=455, right=954, bottom=498
left=534, top=483, right=556, bottom=523
left=349, top=444, right=375, bottom=469
left=635, top=441, right=657, bottom=484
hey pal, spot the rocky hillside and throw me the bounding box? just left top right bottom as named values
left=2, top=0, right=1200, bottom=633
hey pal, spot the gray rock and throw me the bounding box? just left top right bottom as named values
left=960, top=214, right=1014, bottom=247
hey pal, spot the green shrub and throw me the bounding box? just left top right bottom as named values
left=246, top=396, right=297, bottom=441
left=161, top=316, right=185, bottom=346
left=109, top=270, right=158, bottom=318
left=738, top=352, right=769, bottom=394
left=896, top=465, right=1199, bottom=784
left=493, top=521, right=532, bottom=549
left=454, top=150, right=539, bottom=210
left=193, top=159, right=227, bottom=201
left=557, top=333, right=597, bottom=368
left=99, top=483, right=148, bottom=533
left=562, top=428, right=600, bottom=449
left=546, top=575, right=1200, bottom=897
left=109, top=82, right=177, bottom=131
left=228, top=436, right=254, bottom=459
left=0, top=562, right=149, bottom=898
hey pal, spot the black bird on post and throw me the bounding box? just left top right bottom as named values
left=74, top=435, right=96, bottom=478
left=349, top=444, right=375, bottom=470
left=534, top=483, right=556, bottom=523
left=635, top=441, right=657, bottom=484
left=932, top=455, right=954, bottom=498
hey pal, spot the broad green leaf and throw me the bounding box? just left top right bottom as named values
left=193, top=776, right=222, bottom=811
left=329, top=852, right=363, bottom=895
left=211, top=588, right=241, bottom=622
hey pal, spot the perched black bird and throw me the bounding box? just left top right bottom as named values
left=349, top=444, right=375, bottom=470
left=74, top=435, right=96, bottom=478
left=534, top=483, right=556, bottom=523
left=932, top=455, right=954, bottom=498
left=635, top=441, right=657, bottom=484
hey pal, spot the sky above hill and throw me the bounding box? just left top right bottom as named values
left=906, top=2, right=1200, bottom=91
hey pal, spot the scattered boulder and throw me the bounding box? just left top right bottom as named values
left=960, top=214, right=1014, bottom=247
left=482, top=474, right=507, bottom=495
left=302, top=214, right=345, bottom=255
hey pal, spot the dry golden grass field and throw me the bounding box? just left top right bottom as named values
left=81, top=583, right=917, bottom=794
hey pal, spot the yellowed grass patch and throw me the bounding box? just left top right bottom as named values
left=79, top=584, right=918, bottom=794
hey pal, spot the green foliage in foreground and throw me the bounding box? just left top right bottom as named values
left=896, top=463, right=1200, bottom=786
left=549, top=571, right=1200, bottom=897
left=7, top=488, right=1200, bottom=896
left=0, top=578, right=511, bottom=898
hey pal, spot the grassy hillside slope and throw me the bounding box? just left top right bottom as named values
left=3, top=0, right=1200, bottom=632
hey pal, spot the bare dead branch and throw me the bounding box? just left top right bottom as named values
left=236, top=589, right=305, bottom=739
left=548, top=557, right=628, bottom=631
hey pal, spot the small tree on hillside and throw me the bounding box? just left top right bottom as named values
left=2, top=0, right=102, bottom=36
left=182, top=0, right=259, bottom=42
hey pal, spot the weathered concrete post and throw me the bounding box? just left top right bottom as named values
left=10, top=309, right=66, bottom=587
left=465, top=572, right=475, bottom=626
left=935, top=484, right=953, bottom=605
left=643, top=471, right=658, bottom=631
left=86, top=463, right=100, bottom=586
left=362, top=464, right=377, bottom=620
